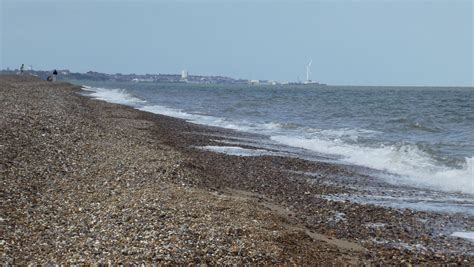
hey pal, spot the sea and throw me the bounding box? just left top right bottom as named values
left=74, top=80, right=474, bottom=222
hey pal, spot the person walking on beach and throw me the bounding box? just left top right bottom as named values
left=20, top=64, right=25, bottom=74
left=52, top=69, right=58, bottom=82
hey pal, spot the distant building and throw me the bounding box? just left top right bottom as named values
left=181, top=70, right=188, bottom=80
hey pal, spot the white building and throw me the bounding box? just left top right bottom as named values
left=181, top=70, right=188, bottom=80
left=249, top=79, right=260, bottom=84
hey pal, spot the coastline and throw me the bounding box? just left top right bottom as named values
left=1, top=75, right=472, bottom=264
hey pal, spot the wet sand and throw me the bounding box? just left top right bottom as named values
left=1, top=75, right=472, bottom=264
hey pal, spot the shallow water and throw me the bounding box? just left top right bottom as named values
left=451, top=232, right=474, bottom=241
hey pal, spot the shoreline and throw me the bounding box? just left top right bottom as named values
left=1, top=75, right=472, bottom=264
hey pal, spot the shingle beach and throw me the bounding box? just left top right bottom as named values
left=1, top=75, right=472, bottom=264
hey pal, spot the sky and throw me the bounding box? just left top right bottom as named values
left=1, top=0, right=472, bottom=86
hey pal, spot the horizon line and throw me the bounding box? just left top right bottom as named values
left=1, top=68, right=473, bottom=88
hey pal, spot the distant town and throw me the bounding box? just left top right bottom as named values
left=0, top=68, right=326, bottom=86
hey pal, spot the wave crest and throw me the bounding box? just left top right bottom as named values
left=271, top=135, right=474, bottom=194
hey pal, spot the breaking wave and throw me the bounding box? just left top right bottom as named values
left=271, top=135, right=474, bottom=194
left=81, top=85, right=145, bottom=105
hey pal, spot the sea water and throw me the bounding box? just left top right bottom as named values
left=78, top=81, right=474, bottom=215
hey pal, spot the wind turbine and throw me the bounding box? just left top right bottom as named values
left=305, top=59, right=312, bottom=83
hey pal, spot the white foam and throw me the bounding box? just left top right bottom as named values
left=272, top=135, right=474, bottom=194
left=138, top=105, right=332, bottom=141
left=139, top=105, right=196, bottom=121
left=198, top=146, right=279, bottom=157
left=138, top=104, right=296, bottom=135
left=320, top=128, right=380, bottom=142
left=138, top=105, right=254, bottom=132
left=451, top=232, right=474, bottom=241
left=137, top=105, right=306, bottom=136
left=81, top=85, right=94, bottom=91
left=261, top=122, right=282, bottom=130
left=321, top=193, right=474, bottom=215
left=83, top=86, right=146, bottom=105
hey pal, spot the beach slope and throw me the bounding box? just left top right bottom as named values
left=0, top=75, right=362, bottom=264
left=1, top=75, right=472, bottom=264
